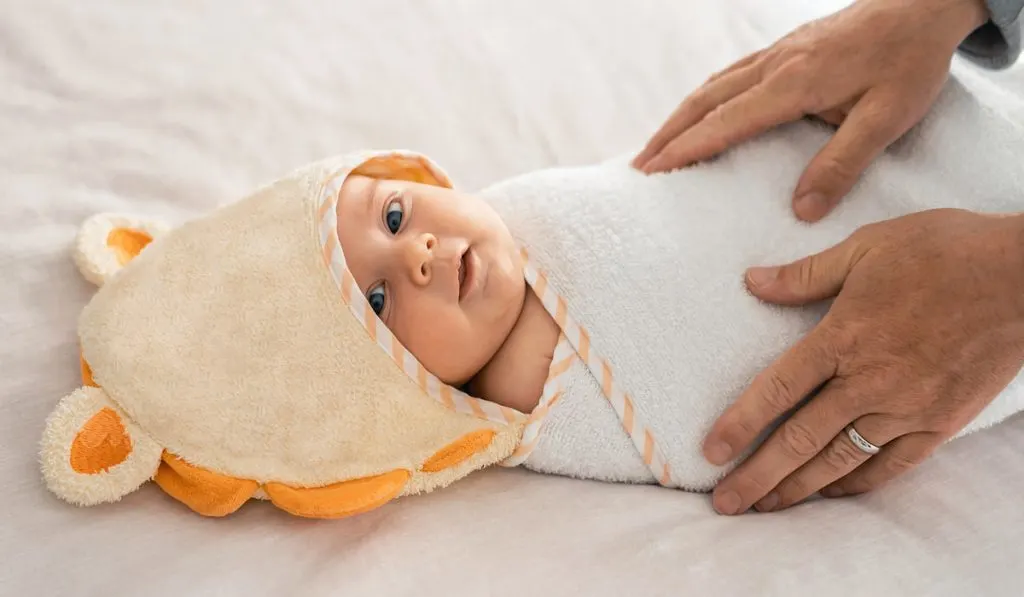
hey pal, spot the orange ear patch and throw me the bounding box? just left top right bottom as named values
left=70, top=407, right=132, bottom=474
left=154, top=453, right=259, bottom=517
left=106, top=227, right=153, bottom=266
left=421, top=430, right=495, bottom=473
left=80, top=355, right=97, bottom=387
left=264, top=469, right=410, bottom=519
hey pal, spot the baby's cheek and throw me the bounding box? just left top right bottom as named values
left=391, top=301, right=477, bottom=382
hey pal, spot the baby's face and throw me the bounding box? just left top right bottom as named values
left=337, top=175, right=526, bottom=385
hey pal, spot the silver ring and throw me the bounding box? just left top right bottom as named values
left=845, top=425, right=881, bottom=455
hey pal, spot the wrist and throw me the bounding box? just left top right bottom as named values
left=939, top=0, right=991, bottom=43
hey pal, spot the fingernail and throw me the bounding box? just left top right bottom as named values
left=714, top=490, right=743, bottom=515
left=705, top=441, right=733, bottom=465
left=746, top=267, right=778, bottom=289
left=821, top=486, right=845, bottom=498
left=755, top=492, right=779, bottom=512
left=794, top=192, right=827, bottom=221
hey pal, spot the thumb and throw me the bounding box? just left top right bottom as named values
left=793, top=92, right=907, bottom=222
left=746, top=236, right=861, bottom=305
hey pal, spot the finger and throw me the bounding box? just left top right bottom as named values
left=710, top=376, right=859, bottom=515
left=792, top=90, right=912, bottom=222
left=812, top=108, right=845, bottom=127
left=641, top=80, right=804, bottom=174
left=821, top=432, right=941, bottom=497
left=705, top=50, right=762, bottom=84
left=745, top=233, right=865, bottom=306
left=703, top=322, right=839, bottom=468
left=633, top=63, right=763, bottom=170
left=756, top=414, right=900, bottom=512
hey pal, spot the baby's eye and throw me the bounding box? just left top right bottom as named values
left=385, top=196, right=404, bottom=235
left=367, top=283, right=387, bottom=316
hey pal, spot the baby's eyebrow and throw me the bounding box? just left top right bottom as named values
left=364, top=178, right=381, bottom=220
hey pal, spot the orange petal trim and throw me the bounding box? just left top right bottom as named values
left=264, top=469, right=410, bottom=519
left=421, top=430, right=495, bottom=473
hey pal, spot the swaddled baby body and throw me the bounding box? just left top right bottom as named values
left=338, top=77, right=1024, bottom=492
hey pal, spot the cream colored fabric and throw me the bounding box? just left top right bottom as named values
left=77, top=152, right=518, bottom=494
left=6, top=0, right=1024, bottom=595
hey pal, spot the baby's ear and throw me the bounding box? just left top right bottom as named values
left=73, top=214, right=169, bottom=286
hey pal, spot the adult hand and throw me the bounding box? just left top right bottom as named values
left=632, top=0, right=989, bottom=222
left=703, top=209, right=1024, bottom=515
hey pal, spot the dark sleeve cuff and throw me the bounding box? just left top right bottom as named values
left=959, top=1, right=1023, bottom=69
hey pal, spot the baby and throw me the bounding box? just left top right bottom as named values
left=336, top=174, right=557, bottom=415
left=337, top=76, right=1024, bottom=490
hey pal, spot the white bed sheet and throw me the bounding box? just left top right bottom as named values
left=3, top=1, right=1024, bottom=595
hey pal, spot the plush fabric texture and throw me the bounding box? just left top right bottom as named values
left=44, top=151, right=521, bottom=516
left=479, top=74, right=1024, bottom=491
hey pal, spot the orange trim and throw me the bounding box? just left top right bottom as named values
left=365, top=304, right=377, bottom=341
left=318, top=194, right=334, bottom=221
left=622, top=395, right=635, bottom=436
left=70, top=407, right=132, bottom=474
left=264, top=469, right=409, bottom=519
left=554, top=296, right=568, bottom=327
left=601, top=360, right=613, bottom=396
left=154, top=453, right=258, bottom=517
left=341, top=269, right=354, bottom=303
left=322, top=229, right=338, bottom=266
left=643, top=430, right=655, bottom=466
left=578, top=328, right=591, bottom=362
left=421, top=430, right=496, bottom=473
left=391, top=339, right=405, bottom=364
left=439, top=384, right=456, bottom=410
left=659, top=463, right=672, bottom=486
left=533, top=272, right=548, bottom=299
left=80, top=354, right=97, bottom=387
left=416, top=365, right=428, bottom=392
left=502, top=407, right=519, bottom=425
left=546, top=354, right=575, bottom=381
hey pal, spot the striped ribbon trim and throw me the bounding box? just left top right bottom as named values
left=520, top=248, right=677, bottom=488
left=501, top=334, right=575, bottom=466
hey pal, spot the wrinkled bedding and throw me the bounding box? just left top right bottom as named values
left=3, top=0, right=1024, bottom=594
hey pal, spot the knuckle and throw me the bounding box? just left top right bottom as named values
left=812, top=152, right=858, bottom=187
left=705, top=103, right=733, bottom=128
left=777, top=420, right=822, bottom=460
left=687, top=92, right=711, bottom=117
left=761, top=370, right=801, bottom=413
left=730, top=414, right=763, bottom=441
left=778, top=476, right=811, bottom=504
left=825, top=437, right=865, bottom=470
left=883, top=448, right=925, bottom=475
left=794, top=257, right=817, bottom=291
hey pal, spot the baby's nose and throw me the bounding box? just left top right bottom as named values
left=404, top=233, right=436, bottom=286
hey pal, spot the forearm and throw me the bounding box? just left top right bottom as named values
left=959, top=0, right=1024, bottom=69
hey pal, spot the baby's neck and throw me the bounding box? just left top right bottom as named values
left=468, top=284, right=559, bottom=414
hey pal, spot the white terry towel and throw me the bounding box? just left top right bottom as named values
left=478, top=75, right=1024, bottom=491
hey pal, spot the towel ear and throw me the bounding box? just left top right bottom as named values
left=73, top=214, right=169, bottom=286
left=40, top=386, right=163, bottom=507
